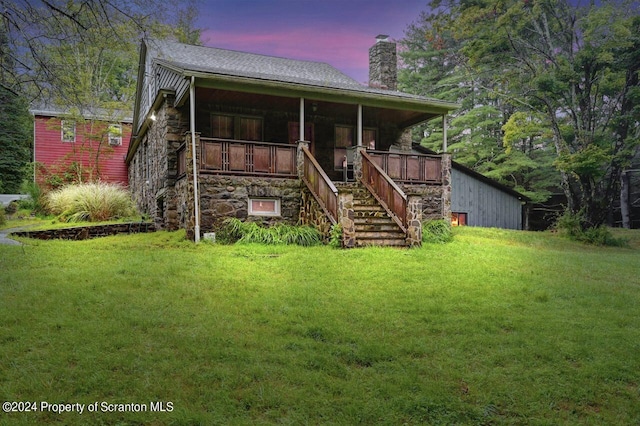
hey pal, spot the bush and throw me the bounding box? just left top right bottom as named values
left=46, top=182, right=137, bottom=222
left=329, top=223, right=343, bottom=248
left=18, top=181, right=45, bottom=214
left=5, top=201, right=18, bottom=215
left=555, top=210, right=627, bottom=247
left=218, top=218, right=322, bottom=246
left=422, top=219, right=454, bottom=244
left=0, top=207, right=6, bottom=227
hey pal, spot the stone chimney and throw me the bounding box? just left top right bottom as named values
left=369, top=35, right=397, bottom=90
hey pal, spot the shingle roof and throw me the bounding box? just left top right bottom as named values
left=145, top=39, right=457, bottom=107
left=29, top=104, right=133, bottom=123
left=148, top=39, right=364, bottom=91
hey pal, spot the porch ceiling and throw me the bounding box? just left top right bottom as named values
left=196, top=88, right=437, bottom=129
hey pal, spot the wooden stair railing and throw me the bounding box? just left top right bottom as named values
left=301, top=146, right=338, bottom=225
left=360, top=150, right=407, bottom=233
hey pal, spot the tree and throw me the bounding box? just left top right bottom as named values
left=0, top=15, right=31, bottom=192
left=0, top=86, right=31, bottom=192
left=2, top=0, right=202, bottom=100
left=401, top=0, right=640, bottom=228
left=1, top=0, right=202, bottom=187
left=400, top=2, right=558, bottom=205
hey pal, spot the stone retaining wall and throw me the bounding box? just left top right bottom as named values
left=12, top=223, right=155, bottom=241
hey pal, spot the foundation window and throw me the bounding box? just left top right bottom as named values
left=248, top=198, right=281, bottom=216
left=451, top=212, right=468, bottom=226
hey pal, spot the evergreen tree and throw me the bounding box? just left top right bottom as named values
left=400, top=3, right=557, bottom=204
left=400, top=0, right=640, bottom=227
left=0, top=17, right=31, bottom=192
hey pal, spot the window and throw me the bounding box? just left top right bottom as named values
left=451, top=212, right=468, bottom=226
left=61, top=120, right=76, bottom=142
left=363, top=128, right=377, bottom=150
left=239, top=117, right=262, bottom=141
left=288, top=122, right=314, bottom=144
left=177, top=146, right=186, bottom=176
left=248, top=198, right=281, bottom=216
left=334, top=125, right=378, bottom=169
left=335, top=126, right=377, bottom=148
left=211, top=114, right=234, bottom=139
left=211, top=114, right=263, bottom=141
left=108, top=124, right=122, bottom=146
left=335, top=125, right=354, bottom=148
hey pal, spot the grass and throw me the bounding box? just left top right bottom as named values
left=1, top=227, right=639, bottom=424
left=46, top=182, right=137, bottom=222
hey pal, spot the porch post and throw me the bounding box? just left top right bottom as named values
left=299, top=98, right=305, bottom=141
left=357, top=104, right=363, bottom=147
left=442, top=114, right=448, bottom=153
left=190, top=76, right=200, bottom=243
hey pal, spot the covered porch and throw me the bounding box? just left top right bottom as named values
left=188, top=86, right=449, bottom=180
left=176, top=86, right=452, bottom=247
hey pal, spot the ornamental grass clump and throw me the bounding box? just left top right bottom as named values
left=46, top=182, right=137, bottom=222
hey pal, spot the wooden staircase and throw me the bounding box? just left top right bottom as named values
left=351, top=186, right=407, bottom=247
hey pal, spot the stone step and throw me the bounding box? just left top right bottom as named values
left=353, top=199, right=380, bottom=207
left=355, top=223, right=401, bottom=232
left=353, top=215, right=395, bottom=224
left=356, top=230, right=406, bottom=239
left=353, top=210, right=390, bottom=219
left=355, top=238, right=407, bottom=247
left=353, top=202, right=384, bottom=211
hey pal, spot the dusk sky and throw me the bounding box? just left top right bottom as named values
left=196, top=0, right=428, bottom=85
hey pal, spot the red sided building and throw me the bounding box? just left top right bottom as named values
left=31, top=107, right=132, bottom=187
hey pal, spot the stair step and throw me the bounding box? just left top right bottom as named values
left=334, top=182, right=409, bottom=247
left=355, top=224, right=401, bottom=232
left=353, top=209, right=389, bottom=217
left=354, top=197, right=383, bottom=206
left=355, top=238, right=407, bottom=247
left=353, top=215, right=395, bottom=225
left=356, top=230, right=406, bottom=239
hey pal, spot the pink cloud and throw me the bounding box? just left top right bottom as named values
left=201, top=27, right=375, bottom=83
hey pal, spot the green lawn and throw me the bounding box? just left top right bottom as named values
left=1, top=227, right=639, bottom=425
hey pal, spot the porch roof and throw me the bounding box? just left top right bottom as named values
left=148, top=39, right=458, bottom=115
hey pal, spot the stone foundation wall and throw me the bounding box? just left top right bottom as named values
left=128, top=95, right=188, bottom=231
left=193, top=174, right=303, bottom=233
left=299, top=189, right=334, bottom=240
left=400, top=184, right=446, bottom=222
left=12, top=223, right=155, bottom=241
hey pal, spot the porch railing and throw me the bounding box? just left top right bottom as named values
left=199, top=137, right=297, bottom=177
left=367, top=150, right=442, bottom=183
left=361, top=150, right=407, bottom=232
left=302, top=146, right=338, bottom=224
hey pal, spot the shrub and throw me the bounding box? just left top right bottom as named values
left=218, top=218, right=322, bottom=246
left=5, top=201, right=18, bottom=215
left=555, top=210, right=627, bottom=247
left=0, top=207, right=5, bottom=227
left=18, top=181, right=45, bottom=214
left=46, top=182, right=137, bottom=222
left=422, top=219, right=454, bottom=244
left=329, top=223, right=343, bottom=248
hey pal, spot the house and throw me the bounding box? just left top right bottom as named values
left=31, top=106, right=132, bottom=187
left=126, top=37, right=459, bottom=247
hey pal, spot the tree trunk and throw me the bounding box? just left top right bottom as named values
left=621, top=170, right=631, bottom=229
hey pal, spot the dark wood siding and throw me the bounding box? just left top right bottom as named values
left=451, top=168, right=522, bottom=229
